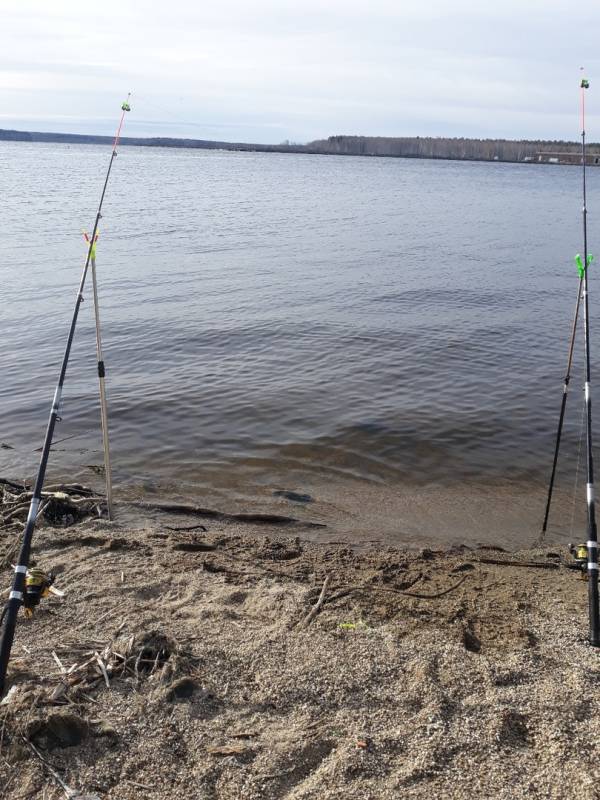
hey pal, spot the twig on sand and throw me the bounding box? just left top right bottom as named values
left=165, top=524, right=208, bottom=532
left=397, top=574, right=469, bottom=598
left=36, top=499, right=51, bottom=521
left=476, top=558, right=560, bottom=570
left=25, top=737, right=99, bottom=799
left=94, top=653, right=110, bottom=688
left=0, top=482, right=105, bottom=529
left=91, top=607, right=119, bottom=627
left=299, top=575, right=330, bottom=628
left=51, top=652, right=66, bottom=674
left=0, top=478, right=28, bottom=492
left=323, top=573, right=469, bottom=605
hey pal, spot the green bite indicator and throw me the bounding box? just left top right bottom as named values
left=575, top=253, right=594, bottom=278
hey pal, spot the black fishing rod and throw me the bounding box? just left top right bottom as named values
left=541, top=274, right=584, bottom=534
left=579, top=74, right=600, bottom=646
left=0, top=96, right=132, bottom=696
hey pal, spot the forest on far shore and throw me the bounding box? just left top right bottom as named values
left=307, top=135, right=600, bottom=163
left=2, top=128, right=599, bottom=164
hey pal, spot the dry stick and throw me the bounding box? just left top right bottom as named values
left=325, top=574, right=469, bottom=603
left=299, top=575, right=330, bottom=628
left=0, top=478, right=28, bottom=492
left=51, top=652, right=66, bottom=674
left=44, top=484, right=95, bottom=496
left=94, top=653, right=110, bottom=688
left=397, top=573, right=469, bottom=599
left=476, top=558, right=560, bottom=570
left=36, top=499, right=51, bottom=521
left=1, top=493, right=102, bottom=527
left=1, top=504, right=32, bottom=523
left=90, top=607, right=118, bottom=627
left=25, top=737, right=99, bottom=800
left=164, top=524, right=208, bottom=532
left=134, top=649, right=143, bottom=684
left=3, top=489, right=100, bottom=505
left=324, top=573, right=423, bottom=605
left=149, top=650, right=161, bottom=676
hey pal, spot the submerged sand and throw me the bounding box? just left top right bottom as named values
left=0, top=503, right=598, bottom=799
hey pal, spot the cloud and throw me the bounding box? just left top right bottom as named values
left=1, top=0, right=600, bottom=142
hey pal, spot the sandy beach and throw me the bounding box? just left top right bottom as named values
left=0, top=499, right=598, bottom=800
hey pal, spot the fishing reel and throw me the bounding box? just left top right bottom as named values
left=6, top=567, right=64, bottom=618
left=568, top=543, right=588, bottom=575
left=23, top=568, right=57, bottom=617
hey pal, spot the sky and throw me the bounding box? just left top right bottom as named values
left=2, top=0, right=600, bottom=144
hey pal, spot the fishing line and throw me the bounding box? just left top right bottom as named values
left=0, top=96, right=132, bottom=697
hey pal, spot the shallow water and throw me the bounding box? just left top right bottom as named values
left=2, top=142, right=599, bottom=546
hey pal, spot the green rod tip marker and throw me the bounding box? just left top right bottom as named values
left=575, top=253, right=594, bottom=278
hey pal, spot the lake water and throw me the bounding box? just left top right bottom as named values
left=2, top=141, right=599, bottom=548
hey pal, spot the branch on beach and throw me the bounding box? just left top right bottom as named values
left=296, top=572, right=469, bottom=628
left=323, top=573, right=469, bottom=605
left=0, top=477, right=28, bottom=493
left=26, top=737, right=100, bottom=800
left=298, top=575, right=330, bottom=628
left=165, top=524, right=208, bottom=532
left=398, top=574, right=470, bottom=598
left=476, top=558, right=560, bottom=570
left=0, top=481, right=106, bottom=529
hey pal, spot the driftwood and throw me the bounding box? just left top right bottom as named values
left=35, top=631, right=180, bottom=705
left=294, top=571, right=468, bottom=629
left=398, top=574, right=470, bottom=598
left=26, top=738, right=100, bottom=800
left=0, top=480, right=105, bottom=529
left=298, top=576, right=330, bottom=628
left=476, top=558, right=560, bottom=570
left=0, top=478, right=27, bottom=492
left=165, top=524, right=208, bottom=532
left=323, top=574, right=468, bottom=606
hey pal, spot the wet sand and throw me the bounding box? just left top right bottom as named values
left=1, top=502, right=598, bottom=799
left=117, top=475, right=580, bottom=551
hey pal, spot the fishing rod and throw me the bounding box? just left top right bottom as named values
left=83, top=232, right=114, bottom=519
left=578, top=74, right=600, bottom=646
left=0, top=96, right=131, bottom=696
left=541, top=273, right=584, bottom=534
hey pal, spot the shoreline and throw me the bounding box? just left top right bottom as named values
left=2, top=129, right=600, bottom=167
left=1, top=501, right=597, bottom=798
left=1, top=469, right=570, bottom=552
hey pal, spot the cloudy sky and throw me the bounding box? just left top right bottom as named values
left=2, top=0, right=600, bottom=144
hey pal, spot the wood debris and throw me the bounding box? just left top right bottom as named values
left=31, top=631, right=179, bottom=705
left=0, top=480, right=106, bottom=529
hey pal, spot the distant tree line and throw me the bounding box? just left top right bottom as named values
left=0, top=129, right=307, bottom=153
left=305, top=135, right=600, bottom=163
left=2, top=128, right=599, bottom=164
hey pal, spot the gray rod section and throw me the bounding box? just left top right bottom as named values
left=580, top=77, right=600, bottom=646
left=91, top=256, right=114, bottom=519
